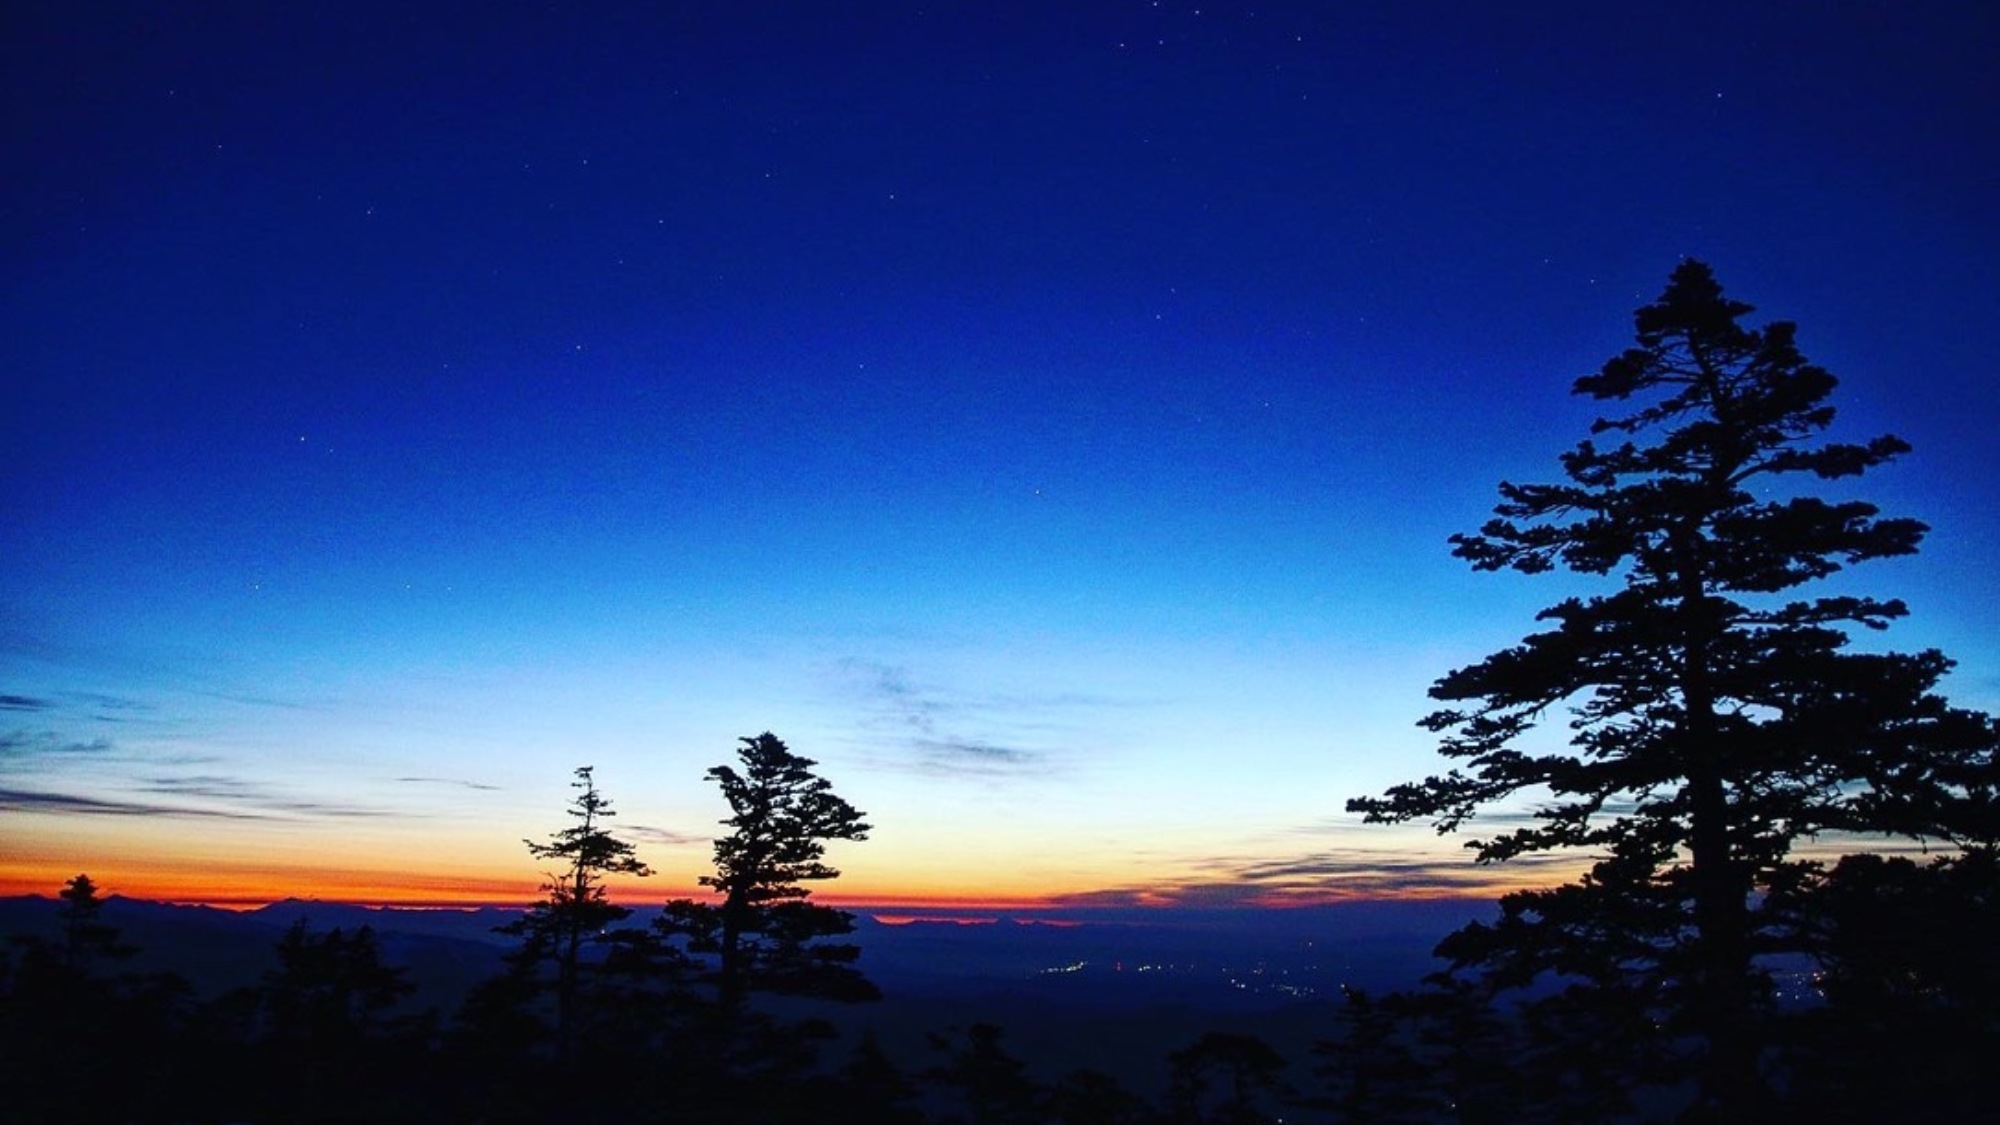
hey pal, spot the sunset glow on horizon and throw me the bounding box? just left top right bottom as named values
left=6, top=4, right=1996, bottom=920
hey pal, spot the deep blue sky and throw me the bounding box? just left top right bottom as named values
left=4, top=1, right=1996, bottom=905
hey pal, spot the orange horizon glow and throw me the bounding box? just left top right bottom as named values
left=1, top=824, right=1571, bottom=913
left=0, top=866, right=1078, bottom=913
left=10, top=839, right=1929, bottom=915
left=0, top=868, right=1506, bottom=914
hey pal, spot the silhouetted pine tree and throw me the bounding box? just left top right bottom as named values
left=1386, top=979, right=1518, bottom=1125
left=1770, top=847, right=2000, bottom=1122
left=256, top=919, right=428, bottom=1122
left=0, top=875, right=192, bottom=1124
left=444, top=950, right=550, bottom=1125
left=831, top=1030, right=928, bottom=1125
left=1348, top=260, right=1998, bottom=1120
left=1043, top=1067, right=1155, bottom=1125
left=923, top=1022, right=1044, bottom=1125
left=53, top=874, right=135, bottom=972
left=651, top=733, right=876, bottom=1121
left=262, top=919, right=418, bottom=1043
left=494, top=765, right=655, bottom=1068
left=1307, top=988, right=1445, bottom=1124
left=658, top=732, right=876, bottom=1015
left=451, top=766, right=670, bottom=1123
left=1166, top=1031, right=1288, bottom=1125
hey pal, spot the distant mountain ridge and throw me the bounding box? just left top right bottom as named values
left=2, top=893, right=1484, bottom=1008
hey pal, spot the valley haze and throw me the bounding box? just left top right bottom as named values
left=0, top=892, right=1486, bottom=1006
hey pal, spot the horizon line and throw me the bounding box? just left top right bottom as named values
left=4, top=889, right=1500, bottom=915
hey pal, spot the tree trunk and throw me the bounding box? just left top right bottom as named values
left=1678, top=534, right=1758, bottom=1120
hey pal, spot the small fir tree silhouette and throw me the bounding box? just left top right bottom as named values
left=54, top=874, right=135, bottom=973
left=1166, top=1031, right=1288, bottom=1125
left=923, top=1022, right=1044, bottom=1125
left=494, top=765, right=653, bottom=1065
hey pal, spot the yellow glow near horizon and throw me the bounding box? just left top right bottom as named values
left=1, top=802, right=1587, bottom=911
left=0, top=849, right=1554, bottom=912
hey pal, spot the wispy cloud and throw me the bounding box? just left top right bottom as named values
left=193, top=688, right=320, bottom=711
left=913, top=737, right=1034, bottom=764
left=0, top=728, right=212, bottom=776
left=0, top=730, right=115, bottom=762
left=1047, top=884, right=1279, bottom=910
left=0, top=625, right=328, bottom=715
left=396, top=775, right=502, bottom=791
left=1057, top=844, right=1587, bottom=908
left=139, top=775, right=270, bottom=801
left=69, top=692, right=157, bottom=723
left=837, top=658, right=1125, bottom=779
left=150, top=752, right=225, bottom=767
left=1228, top=850, right=1576, bottom=895
left=136, top=774, right=394, bottom=819
left=854, top=660, right=954, bottom=737
left=625, top=823, right=708, bottom=847
left=0, top=785, right=277, bottom=820
left=0, top=689, right=174, bottom=733
left=69, top=692, right=150, bottom=711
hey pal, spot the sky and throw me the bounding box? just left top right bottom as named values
left=4, top=1, right=1996, bottom=910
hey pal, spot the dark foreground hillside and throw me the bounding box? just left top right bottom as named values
left=0, top=889, right=1492, bottom=1120
left=5, top=877, right=1999, bottom=1123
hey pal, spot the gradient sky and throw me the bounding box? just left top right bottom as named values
left=5, top=2, right=1996, bottom=908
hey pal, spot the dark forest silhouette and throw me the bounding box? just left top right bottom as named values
left=5, top=266, right=1997, bottom=1123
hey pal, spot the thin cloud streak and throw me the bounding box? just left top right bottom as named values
left=914, top=737, right=1035, bottom=765
left=137, top=774, right=394, bottom=819
left=625, top=823, right=708, bottom=847
left=396, top=776, right=502, bottom=791
left=1056, top=844, right=1590, bottom=908
left=0, top=730, right=115, bottom=762
left=0, top=785, right=277, bottom=821
left=836, top=657, right=1137, bottom=779
left=68, top=692, right=152, bottom=712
